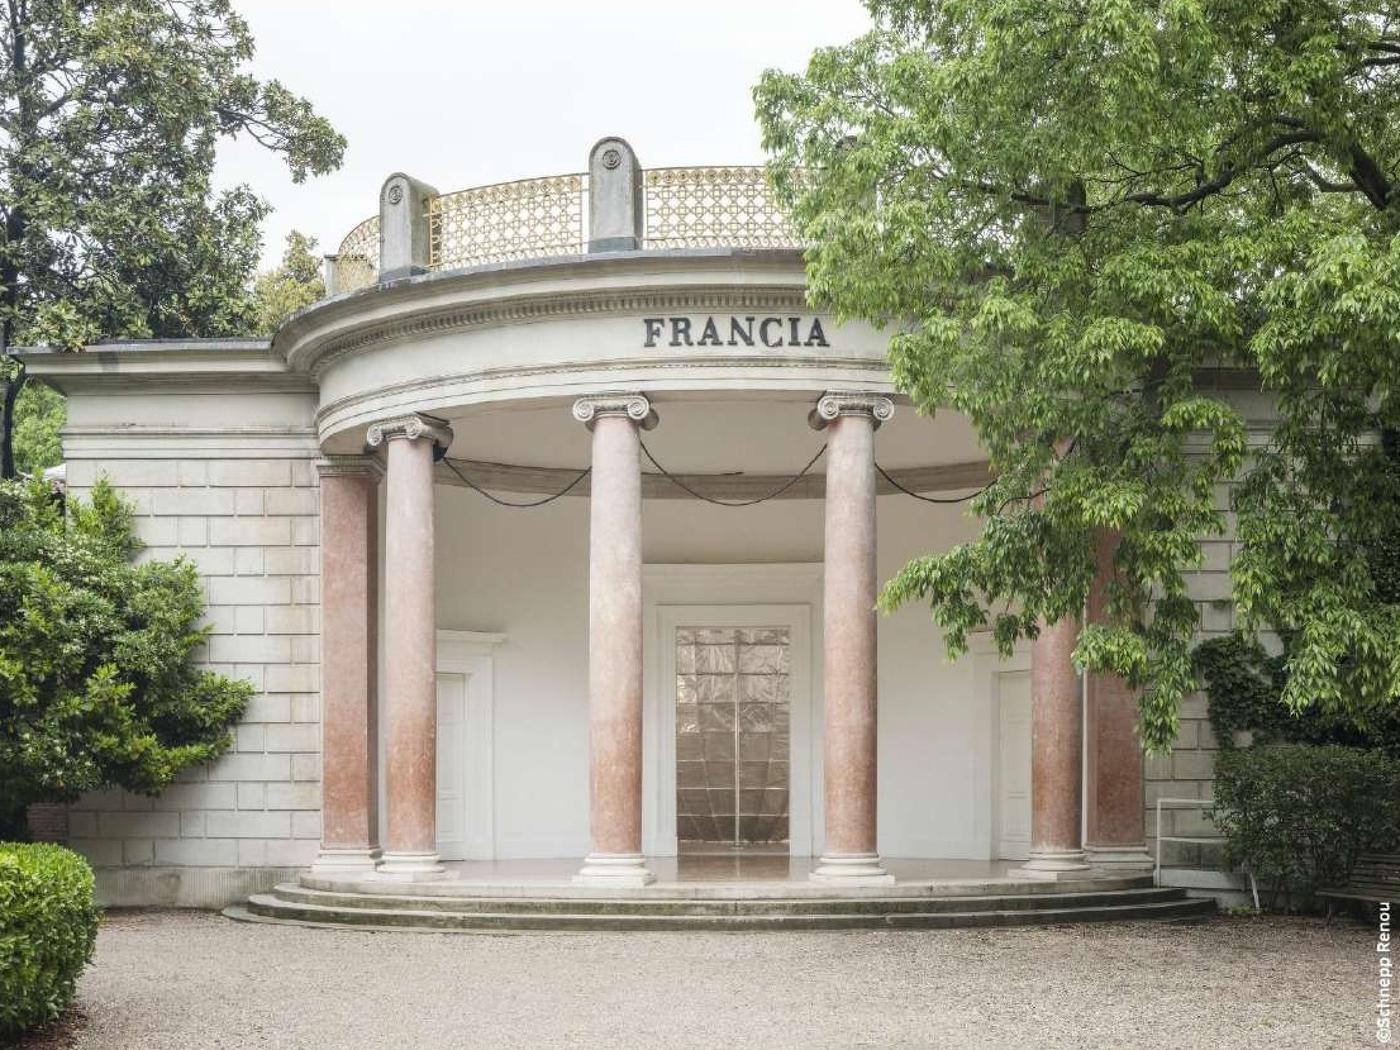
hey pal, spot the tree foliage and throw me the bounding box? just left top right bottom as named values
left=0, top=478, right=250, bottom=825
left=250, top=230, right=324, bottom=336
left=0, top=0, right=345, bottom=474
left=10, top=376, right=61, bottom=476
left=757, top=0, right=1400, bottom=750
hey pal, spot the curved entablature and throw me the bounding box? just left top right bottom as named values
left=276, top=249, right=898, bottom=454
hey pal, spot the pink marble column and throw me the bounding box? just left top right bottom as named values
left=572, top=394, right=657, bottom=887
left=1084, top=530, right=1152, bottom=871
left=810, top=392, right=895, bottom=885
left=311, top=456, right=381, bottom=875
left=366, top=413, right=452, bottom=880
left=1013, top=610, right=1091, bottom=879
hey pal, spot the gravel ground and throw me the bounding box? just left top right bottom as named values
left=18, top=910, right=1378, bottom=1049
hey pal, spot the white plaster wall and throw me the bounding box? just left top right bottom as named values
left=431, top=482, right=989, bottom=860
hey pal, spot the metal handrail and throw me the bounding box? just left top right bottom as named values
left=1153, top=796, right=1259, bottom=909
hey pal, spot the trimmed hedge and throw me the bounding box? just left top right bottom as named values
left=1212, top=745, right=1400, bottom=905
left=0, top=843, right=100, bottom=1038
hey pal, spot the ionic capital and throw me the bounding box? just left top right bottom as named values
left=571, top=393, right=659, bottom=431
left=809, top=391, right=895, bottom=431
left=365, top=413, right=453, bottom=451
left=317, top=455, right=384, bottom=480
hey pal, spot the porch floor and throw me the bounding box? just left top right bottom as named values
left=438, top=855, right=1023, bottom=885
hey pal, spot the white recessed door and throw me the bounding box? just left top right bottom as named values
left=433, top=630, right=505, bottom=862
left=435, top=671, right=469, bottom=861
left=996, top=669, right=1033, bottom=861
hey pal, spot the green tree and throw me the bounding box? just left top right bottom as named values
left=0, top=478, right=250, bottom=835
left=0, top=0, right=345, bottom=476
left=757, top=0, right=1400, bottom=751
left=250, top=230, right=324, bottom=335
left=10, top=377, right=61, bottom=476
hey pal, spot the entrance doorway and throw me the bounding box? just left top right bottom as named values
left=674, top=626, right=791, bottom=849
left=642, top=567, right=819, bottom=859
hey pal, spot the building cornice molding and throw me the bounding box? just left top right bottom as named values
left=12, top=343, right=313, bottom=397
left=317, top=455, right=385, bottom=479
left=299, top=286, right=816, bottom=380
left=809, top=392, right=896, bottom=430
left=59, top=425, right=320, bottom=460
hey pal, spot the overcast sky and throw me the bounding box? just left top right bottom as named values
left=216, top=1, right=872, bottom=269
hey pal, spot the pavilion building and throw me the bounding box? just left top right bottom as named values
left=18, top=138, right=1234, bottom=927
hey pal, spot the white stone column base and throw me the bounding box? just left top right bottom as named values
left=309, top=847, right=381, bottom=876
left=1085, top=844, right=1155, bottom=874
left=573, top=853, right=655, bottom=887
left=1009, top=849, right=1092, bottom=881
left=810, top=854, right=896, bottom=886
left=375, top=851, right=446, bottom=881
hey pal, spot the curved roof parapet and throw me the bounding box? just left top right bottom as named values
left=324, top=158, right=804, bottom=296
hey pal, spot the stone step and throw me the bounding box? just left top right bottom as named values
left=264, top=882, right=1189, bottom=917
left=295, top=872, right=1157, bottom=899
left=232, top=891, right=1215, bottom=932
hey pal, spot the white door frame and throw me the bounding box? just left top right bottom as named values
left=971, top=632, right=1032, bottom=861
left=642, top=564, right=822, bottom=858
left=434, top=629, right=506, bottom=861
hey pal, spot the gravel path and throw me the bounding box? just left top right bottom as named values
left=21, top=910, right=1378, bottom=1049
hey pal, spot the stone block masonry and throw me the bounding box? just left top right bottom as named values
left=1148, top=480, right=1238, bottom=869
left=62, top=437, right=323, bottom=907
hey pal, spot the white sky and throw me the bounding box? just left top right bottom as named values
left=217, top=1, right=872, bottom=269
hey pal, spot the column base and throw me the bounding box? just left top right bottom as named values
left=375, top=851, right=446, bottom=881
left=810, top=853, right=896, bottom=886
left=1009, top=849, right=1092, bottom=881
left=572, top=853, right=655, bottom=887
left=309, top=846, right=381, bottom=876
left=1085, top=843, right=1155, bottom=874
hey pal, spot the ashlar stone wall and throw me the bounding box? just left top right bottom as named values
left=61, top=421, right=323, bottom=907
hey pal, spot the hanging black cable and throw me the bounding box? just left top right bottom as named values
left=874, top=462, right=989, bottom=504
left=639, top=439, right=828, bottom=507
left=445, top=448, right=981, bottom=509
left=442, top=457, right=591, bottom=508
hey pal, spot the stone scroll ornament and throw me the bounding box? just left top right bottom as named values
left=809, top=392, right=895, bottom=430
left=570, top=394, right=659, bottom=430
left=365, top=414, right=454, bottom=450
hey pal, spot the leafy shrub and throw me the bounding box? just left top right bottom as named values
left=1212, top=745, right=1400, bottom=903
left=0, top=843, right=99, bottom=1037
left=0, top=478, right=251, bottom=827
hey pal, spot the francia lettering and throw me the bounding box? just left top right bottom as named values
left=643, top=316, right=830, bottom=349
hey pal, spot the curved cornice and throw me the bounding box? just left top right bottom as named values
left=307, top=286, right=814, bottom=381
left=275, top=248, right=810, bottom=376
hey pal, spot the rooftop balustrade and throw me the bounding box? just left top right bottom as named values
left=324, top=138, right=803, bottom=295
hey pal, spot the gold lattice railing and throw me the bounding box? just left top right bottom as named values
left=331, top=165, right=801, bottom=293
left=429, top=173, right=587, bottom=271
left=642, top=166, right=802, bottom=250
left=332, top=214, right=379, bottom=293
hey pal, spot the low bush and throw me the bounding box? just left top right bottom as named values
left=0, top=843, right=99, bottom=1038
left=1212, top=745, right=1400, bottom=905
